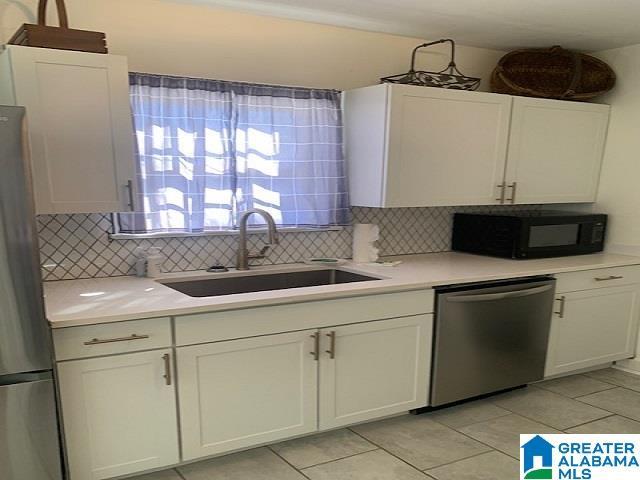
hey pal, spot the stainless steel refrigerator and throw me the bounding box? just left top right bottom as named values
left=0, top=105, right=63, bottom=479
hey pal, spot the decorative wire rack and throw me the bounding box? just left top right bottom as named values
left=381, top=38, right=481, bottom=91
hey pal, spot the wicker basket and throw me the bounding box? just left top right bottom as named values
left=9, top=0, right=107, bottom=54
left=491, top=46, right=615, bottom=101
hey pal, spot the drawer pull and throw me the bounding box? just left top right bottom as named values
left=83, top=334, right=150, bottom=345
left=162, top=353, right=172, bottom=386
left=310, top=333, right=319, bottom=361
left=594, top=275, right=624, bottom=282
left=325, top=331, right=336, bottom=359
left=506, top=182, right=517, bottom=204
left=554, top=296, right=566, bottom=318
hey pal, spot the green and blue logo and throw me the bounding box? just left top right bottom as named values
left=520, top=434, right=640, bottom=480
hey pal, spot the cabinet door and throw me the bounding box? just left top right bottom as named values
left=56, top=350, right=179, bottom=480
left=177, top=330, right=318, bottom=460
left=385, top=85, right=511, bottom=207
left=505, top=97, right=609, bottom=204
left=545, top=285, right=640, bottom=377
left=7, top=45, right=136, bottom=213
left=319, top=315, right=432, bottom=429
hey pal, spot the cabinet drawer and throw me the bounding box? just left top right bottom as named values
left=175, top=289, right=434, bottom=346
left=53, top=317, right=172, bottom=361
left=555, top=265, right=640, bottom=293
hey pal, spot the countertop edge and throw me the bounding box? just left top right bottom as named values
left=45, top=254, right=640, bottom=329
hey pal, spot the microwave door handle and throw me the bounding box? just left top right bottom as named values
left=446, top=284, right=554, bottom=303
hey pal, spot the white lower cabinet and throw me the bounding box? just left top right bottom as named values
left=54, top=292, right=435, bottom=478
left=177, top=330, right=318, bottom=460
left=319, top=315, right=432, bottom=429
left=177, top=315, right=433, bottom=460
left=545, top=284, right=640, bottom=377
left=56, top=350, right=180, bottom=480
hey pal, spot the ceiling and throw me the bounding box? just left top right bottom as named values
left=170, top=0, right=640, bottom=51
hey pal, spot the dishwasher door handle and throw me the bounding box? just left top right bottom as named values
left=446, top=284, right=554, bottom=303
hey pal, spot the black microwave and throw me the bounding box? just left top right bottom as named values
left=452, top=211, right=607, bottom=259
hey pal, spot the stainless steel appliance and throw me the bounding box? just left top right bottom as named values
left=430, top=277, right=556, bottom=406
left=452, top=211, right=607, bottom=259
left=0, top=106, right=63, bottom=480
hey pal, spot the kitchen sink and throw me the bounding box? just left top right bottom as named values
left=161, top=269, right=381, bottom=297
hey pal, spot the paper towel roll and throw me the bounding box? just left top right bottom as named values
left=353, top=223, right=380, bottom=263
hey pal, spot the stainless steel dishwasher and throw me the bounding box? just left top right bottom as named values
left=430, top=276, right=556, bottom=407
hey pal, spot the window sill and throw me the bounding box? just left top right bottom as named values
left=109, top=226, right=346, bottom=240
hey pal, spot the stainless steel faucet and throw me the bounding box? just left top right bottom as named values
left=236, top=209, right=279, bottom=270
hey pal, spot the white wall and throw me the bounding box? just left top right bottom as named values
left=594, top=44, right=640, bottom=372
left=593, top=45, right=640, bottom=256
left=0, top=0, right=504, bottom=91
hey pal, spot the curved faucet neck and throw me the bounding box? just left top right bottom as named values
left=236, top=209, right=279, bottom=270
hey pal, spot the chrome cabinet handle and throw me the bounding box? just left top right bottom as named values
left=310, top=333, right=319, bottom=361
left=554, top=296, right=566, bottom=318
left=506, top=182, right=517, bottom=204
left=325, top=331, right=336, bottom=359
left=496, top=183, right=506, bottom=204
left=125, top=179, right=135, bottom=211
left=594, top=275, right=624, bottom=282
left=162, top=353, right=172, bottom=386
left=84, top=334, right=149, bottom=345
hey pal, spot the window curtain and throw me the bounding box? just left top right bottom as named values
left=119, top=73, right=349, bottom=233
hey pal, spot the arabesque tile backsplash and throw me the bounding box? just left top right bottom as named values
left=38, top=205, right=541, bottom=281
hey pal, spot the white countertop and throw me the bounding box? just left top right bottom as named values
left=44, top=252, right=640, bottom=328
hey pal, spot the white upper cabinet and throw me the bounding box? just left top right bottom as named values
left=345, top=83, right=610, bottom=207
left=505, top=97, right=610, bottom=204
left=0, top=45, right=136, bottom=214
left=345, top=84, right=512, bottom=207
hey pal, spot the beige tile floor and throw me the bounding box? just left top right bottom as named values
left=130, top=368, right=640, bottom=480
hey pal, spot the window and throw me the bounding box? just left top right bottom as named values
left=118, top=73, right=349, bottom=234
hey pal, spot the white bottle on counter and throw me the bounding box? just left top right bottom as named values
left=145, top=247, right=164, bottom=278
left=133, top=247, right=147, bottom=277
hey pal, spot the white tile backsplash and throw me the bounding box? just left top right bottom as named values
left=38, top=205, right=541, bottom=281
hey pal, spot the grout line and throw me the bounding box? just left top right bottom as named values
left=480, top=404, right=589, bottom=433
left=561, top=413, right=617, bottom=432
left=532, top=382, right=618, bottom=397
left=422, top=450, right=494, bottom=473
left=277, top=445, right=381, bottom=471
left=477, top=388, right=614, bottom=432
left=267, top=446, right=314, bottom=479
left=174, top=467, right=188, bottom=480
left=346, top=425, right=491, bottom=475
left=346, top=427, right=438, bottom=475
left=427, top=411, right=512, bottom=431
left=581, top=372, right=640, bottom=391
left=574, top=385, right=639, bottom=401
left=291, top=447, right=382, bottom=472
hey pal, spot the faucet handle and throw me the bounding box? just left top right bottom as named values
left=247, top=245, right=271, bottom=259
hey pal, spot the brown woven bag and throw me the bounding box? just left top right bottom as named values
left=491, top=46, right=615, bottom=101
left=9, top=0, right=107, bottom=54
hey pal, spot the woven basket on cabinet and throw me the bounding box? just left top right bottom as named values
left=491, top=46, right=615, bottom=101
